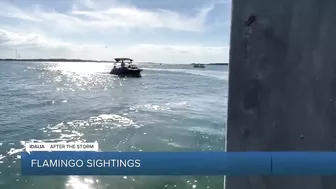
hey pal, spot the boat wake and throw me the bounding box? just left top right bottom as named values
left=0, top=114, right=141, bottom=162
left=129, top=101, right=189, bottom=112
left=144, top=68, right=228, bottom=80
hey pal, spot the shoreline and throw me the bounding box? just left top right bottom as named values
left=191, top=63, right=228, bottom=65
left=0, top=59, right=229, bottom=65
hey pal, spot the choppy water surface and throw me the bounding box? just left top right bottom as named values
left=0, top=61, right=227, bottom=189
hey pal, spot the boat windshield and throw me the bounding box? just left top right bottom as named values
left=114, top=58, right=138, bottom=68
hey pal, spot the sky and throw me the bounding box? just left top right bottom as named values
left=0, top=0, right=231, bottom=63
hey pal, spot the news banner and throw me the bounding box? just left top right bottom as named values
left=21, top=142, right=336, bottom=175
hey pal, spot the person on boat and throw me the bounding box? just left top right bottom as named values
left=121, top=61, right=125, bottom=68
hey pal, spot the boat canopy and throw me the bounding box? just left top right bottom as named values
left=115, top=58, right=133, bottom=63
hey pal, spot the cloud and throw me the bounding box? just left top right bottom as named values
left=0, top=0, right=230, bottom=63
left=129, top=44, right=229, bottom=63
left=0, top=29, right=68, bottom=48
left=0, top=0, right=215, bottom=33
left=72, top=0, right=216, bottom=32
left=0, top=28, right=229, bottom=63
left=0, top=2, right=39, bottom=21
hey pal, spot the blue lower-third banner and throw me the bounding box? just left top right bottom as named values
left=21, top=152, right=269, bottom=175
left=21, top=152, right=336, bottom=175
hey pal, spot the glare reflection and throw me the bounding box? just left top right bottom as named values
left=49, top=62, right=111, bottom=74
left=37, top=62, right=119, bottom=92
left=65, top=176, right=100, bottom=189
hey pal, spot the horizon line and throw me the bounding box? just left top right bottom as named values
left=0, top=58, right=229, bottom=64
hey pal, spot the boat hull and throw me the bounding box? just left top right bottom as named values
left=109, top=68, right=142, bottom=77
left=193, top=65, right=205, bottom=68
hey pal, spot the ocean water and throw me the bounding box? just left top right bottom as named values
left=0, top=61, right=228, bottom=189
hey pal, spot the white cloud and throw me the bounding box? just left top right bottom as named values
left=0, top=0, right=214, bottom=32
left=0, top=2, right=39, bottom=21
left=0, top=0, right=229, bottom=63
left=129, top=44, right=229, bottom=63
left=72, top=0, right=215, bottom=32
left=0, top=29, right=68, bottom=48
left=0, top=28, right=229, bottom=63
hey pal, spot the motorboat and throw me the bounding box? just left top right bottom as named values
left=193, top=63, right=206, bottom=68
left=110, top=58, right=143, bottom=77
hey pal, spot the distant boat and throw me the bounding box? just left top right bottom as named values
left=110, top=58, right=143, bottom=77
left=193, top=63, right=205, bottom=68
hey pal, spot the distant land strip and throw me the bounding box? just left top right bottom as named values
left=191, top=63, right=228, bottom=65
left=0, top=58, right=228, bottom=65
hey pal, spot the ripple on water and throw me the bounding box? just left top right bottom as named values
left=0, top=113, right=139, bottom=161
left=129, top=101, right=189, bottom=114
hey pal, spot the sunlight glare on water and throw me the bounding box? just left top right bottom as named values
left=0, top=61, right=227, bottom=189
left=48, top=62, right=112, bottom=74
left=65, top=176, right=99, bottom=189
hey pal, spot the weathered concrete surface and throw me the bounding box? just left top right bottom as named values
left=226, top=0, right=336, bottom=188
